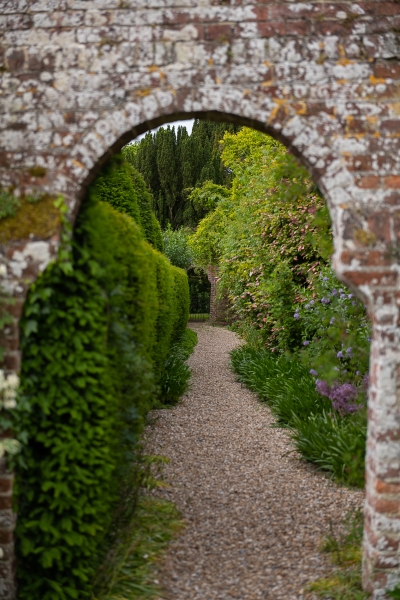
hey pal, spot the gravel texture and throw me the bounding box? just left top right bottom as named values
left=144, top=324, right=364, bottom=600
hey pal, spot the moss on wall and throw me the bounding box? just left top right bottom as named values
left=0, top=195, right=60, bottom=244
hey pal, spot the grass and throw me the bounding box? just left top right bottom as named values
left=93, top=329, right=198, bottom=598
left=230, top=345, right=366, bottom=487
left=94, top=496, right=183, bottom=600
left=159, top=328, right=198, bottom=405
left=94, top=453, right=184, bottom=600
left=189, top=313, right=209, bottom=322
left=307, top=509, right=369, bottom=599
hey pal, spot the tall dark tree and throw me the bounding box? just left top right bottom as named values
left=127, top=119, right=240, bottom=229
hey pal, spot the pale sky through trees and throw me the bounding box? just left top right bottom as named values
left=136, top=119, right=195, bottom=140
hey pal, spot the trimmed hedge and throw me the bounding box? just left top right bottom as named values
left=94, top=154, right=164, bottom=252
left=15, top=165, right=190, bottom=598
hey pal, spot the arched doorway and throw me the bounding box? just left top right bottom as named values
left=0, top=2, right=399, bottom=597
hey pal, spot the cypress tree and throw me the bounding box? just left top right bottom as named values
left=128, top=120, right=241, bottom=229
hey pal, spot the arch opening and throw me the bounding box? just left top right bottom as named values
left=7, top=113, right=374, bottom=600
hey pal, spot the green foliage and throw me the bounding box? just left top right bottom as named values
left=171, top=267, right=190, bottom=342
left=163, top=225, right=193, bottom=270
left=16, top=238, right=120, bottom=599
left=307, top=509, right=369, bottom=599
left=184, top=181, right=231, bottom=232
left=15, top=163, right=190, bottom=597
left=93, top=154, right=163, bottom=252
left=93, top=155, right=143, bottom=230
left=294, top=267, right=371, bottom=384
left=94, top=496, right=182, bottom=600
left=0, top=190, right=20, bottom=219
left=189, top=128, right=327, bottom=350
left=230, top=346, right=366, bottom=487
left=94, top=451, right=183, bottom=600
left=130, top=120, right=239, bottom=229
left=159, top=328, right=197, bottom=405
left=388, top=588, right=400, bottom=598
left=129, top=166, right=164, bottom=252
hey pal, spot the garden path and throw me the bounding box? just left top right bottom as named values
left=144, top=324, right=364, bottom=600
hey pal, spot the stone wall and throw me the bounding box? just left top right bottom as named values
left=0, top=1, right=400, bottom=597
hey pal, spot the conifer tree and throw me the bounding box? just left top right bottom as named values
left=129, top=120, right=240, bottom=229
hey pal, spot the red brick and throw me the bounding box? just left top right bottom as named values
left=376, top=480, right=400, bottom=494
left=205, top=24, right=233, bottom=41
left=381, top=120, right=400, bottom=135
left=367, top=210, right=391, bottom=242
left=0, top=479, right=12, bottom=495
left=285, top=20, right=311, bottom=36
left=0, top=531, right=13, bottom=545
left=374, top=62, right=400, bottom=80
left=0, top=497, right=12, bottom=511
left=343, top=270, right=398, bottom=287
left=355, top=175, right=380, bottom=189
left=370, top=495, right=400, bottom=514
left=362, top=2, right=400, bottom=17
left=384, top=176, right=400, bottom=189
left=314, top=20, right=352, bottom=36
left=345, top=155, right=373, bottom=171
left=257, top=21, right=285, bottom=37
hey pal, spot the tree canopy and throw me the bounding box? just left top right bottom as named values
left=125, top=120, right=240, bottom=229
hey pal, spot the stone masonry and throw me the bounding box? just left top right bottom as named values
left=0, top=0, right=400, bottom=597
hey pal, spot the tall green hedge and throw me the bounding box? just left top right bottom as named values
left=94, top=154, right=164, bottom=252
left=15, top=167, right=189, bottom=598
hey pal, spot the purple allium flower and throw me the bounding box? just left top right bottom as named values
left=330, top=317, right=335, bottom=325
left=346, top=347, right=353, bottom=355
left=316, top=379, right=331, bottom=397
left=330, top=382, right=360, bottom=415
left=339, top=289, right=343, bottom=293
left=340, top=293, right=346, bottom=299
left=356, top=371, right=360, bottom=376
left=337, top=350, right=344, bottom=358
left=309, top=369, right=318, bottom=377
left=305, top=304, right=310, bottom=309
left=352, top=301, right=356, bottom=306
left=303, top=340, right=310, bottom=346
left=331, top=289, right=338, bottom=296
left=294, top=312, right=300, bottom=320
left=348, top=293, right=354, bottom=299
left=310, top=300, right=315, bottom=305
left=321, top=297, right=331, bottom=305
left=323, top=277, right=328, bottom=281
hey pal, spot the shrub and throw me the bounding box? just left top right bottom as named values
left=93, top=154, right=163, bottom=252
left=15, top=172, right=190, bottom=596
left=163, top=225, right=193, bottom=270
left=293, top=267, right=371, bottom=384
left=159, top=328, right=198, bottom=405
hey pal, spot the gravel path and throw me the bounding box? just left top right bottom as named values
left=144, top=324, right=364, bottom=600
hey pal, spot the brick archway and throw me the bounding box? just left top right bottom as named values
left=1, top=2, right=400, bottom=598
